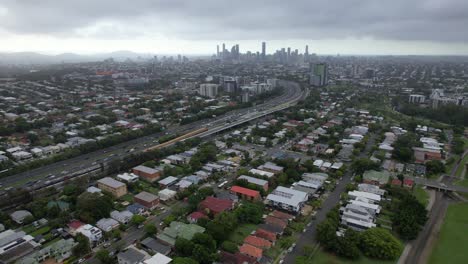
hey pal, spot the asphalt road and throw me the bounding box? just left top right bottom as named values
left=0, top=80, right=303, bottom=191
left=86, top=206, right=174, bottom=263
left=282, top=133, right=377, bottom=263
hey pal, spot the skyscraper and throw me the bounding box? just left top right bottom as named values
left=310, top=63, right=328, bottom=87
left=217, top=45, right=219, bottom=57
left=222, top=43, right=226, bottom=59
left=261, top=42, right=266, bottom=59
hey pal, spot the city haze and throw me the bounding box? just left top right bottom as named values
left=0, top=0, right=468, bottom=55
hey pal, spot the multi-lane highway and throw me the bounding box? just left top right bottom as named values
left=0, top=80, right=304, bottom=193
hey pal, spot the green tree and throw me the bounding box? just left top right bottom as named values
left=175, top=238, right=194, bottom=256
left=72, top=234, right=91, bottom=257
left=426, top=160, right=445, bottom=175
left=221, top=241, right=238, bottom=253
left=131, top=215, right=146, bottom=226
left=360, top=228, right=403, bottom=260
left=76, top=192, right=113, bottom=223
left=96, top=249, right=115, bottom=264
left=173, top=257, right=199, bottom=264
left=144, top=223, right=157, bottom=236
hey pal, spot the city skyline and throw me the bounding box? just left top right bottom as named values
left=0, top=0, right=468, bottom=55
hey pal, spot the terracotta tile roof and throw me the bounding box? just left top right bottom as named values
left=271, top=210, right=294, bottom=220
left=244, top=235, right=272, bottom=249
left=240, top=243, right=263, bottom=259
left=231, top=186, right=260, bottom=198
left=265, top=216, right=287, bottom=229
left=199, top=196, right=233, bottom=214
left=254, top=228, right=277, bottom=242
left=68, top=220, right=84, bottom=230
left=188, top=211, right=207, bottom=220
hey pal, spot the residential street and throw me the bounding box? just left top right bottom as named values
left=282, top=133, right=377, bottom=263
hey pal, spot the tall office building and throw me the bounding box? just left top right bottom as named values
left=262, top=42, right=266, bottom=59
left=222, top=43, right=226, bottom=59
left=310, top=63, right=328, bottom=87
left=217, top=45, right=220, bottom=57
left=199, top=83, right=219, bottom=98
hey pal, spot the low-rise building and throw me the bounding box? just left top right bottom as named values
left=265, top=186, right=308, bottom=213
left=230, top=185, right=260, bottom=200
left=158, top=188, right=177, bottom=202
left=110, top=210, right=133, bottom=224
left=134, top=191, right=159, bottom=210
left=76, top=224, right=102, bottom=243
left=362, top=170, right=390, bottom=186
left=10, top=210, right=33, bottom=224
left=97, top=177, right=127, bottom=198
left=116, top=173, right=139, bottom=183
left=96, top=218, right=120, bottom=232
left=158, top=176, right=178, bottom=188
left=132, top=165, right=163, bottom=182
left=238, top=175, right=269, bottom=191
left=199, top=196, right=234, bottom=216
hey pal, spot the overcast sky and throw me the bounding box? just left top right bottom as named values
left=0, top=0, right=467, bottom=55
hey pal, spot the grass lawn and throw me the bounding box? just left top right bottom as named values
left=455, top=154, right=468, bottom=177
left=228, top=224, right=257, bottom=245
left=22, top=225, right=37, bottom=234
left=413, top=186, right=429, bottom=207
left=429, top=203, right=468, bottom=264
left=453, top=154, right=468, bottom=187
left=29, top=226, right=51, bottom=236
left=308, top=247, right=397, bottom=264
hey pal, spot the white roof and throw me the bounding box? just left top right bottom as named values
left=144, top=253, right=172, bottom=264
left=313, top=160, right=324, bottom=167
left=266, top=186, right=308, bottom=207
left=238, top=175, right=268, bottom=186
left=348, top=191, right=381, bottom=202
left=350, top=200, right=381, bottom=213
left=158, top=176, right=178, bottom=185
left=249, top=169, right=274, bottom=178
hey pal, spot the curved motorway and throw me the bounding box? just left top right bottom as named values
left=0, top=80, right=304, bottom=192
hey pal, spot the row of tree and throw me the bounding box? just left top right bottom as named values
left=316, top=208, right=403, bottom=260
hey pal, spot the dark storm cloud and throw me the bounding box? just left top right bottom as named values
left=1, top=0, right=467, bottom=42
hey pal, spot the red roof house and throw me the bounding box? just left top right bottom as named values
left=404, top=179, right=415, bottom=188
left=230, top=186, right=261, bottom=201
left=254, top=228, right=277, bottom=242
left=187, top=211, right=208, bottom=223
left=271, top=210, right=295, bottom=221
left=244, top=235, right=272, bottom=249
left=265, top=216, right=287, bottom=229
left=199, top=196, right=234, bottom=216
left=239, top=243, right=263, bottom=259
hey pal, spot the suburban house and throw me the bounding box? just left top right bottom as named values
left=187, top=211, right=208, bottom=223
left=230, top=186, right=261, bottom=201
left=132, top=165, right=163, bottom=182
left=158, top=188, right=177, bottom=202
left=158, top=176, right=178, bottom=188
left=116, top=173, right=138, bottom=183
left=199, top=196, right=234, bottom=216
left=10, top=210, right=33, bottom=224
left=238, top=175, right=269, bottom=191
left=362, top=170, right=390, bottom=186
left=134, top=191, right=159, bottom=210
left=239, top=243, right=263, bottom=260
left=96, top=218, right=120, bottom=232
left=258, top=162, right=284, bottom=174
left=110, top=210, right=133, bottom=224
left=140, top=237, right=171, bottom=256
left=156, top=221, right=205, bottom=246
left=97, top=177, right=127, bottom=198
left=265, top=186, right=308, bottom=213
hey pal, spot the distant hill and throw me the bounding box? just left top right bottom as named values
left=0, top=50, right=155, bottom=64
